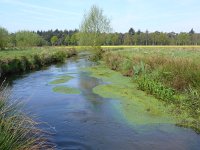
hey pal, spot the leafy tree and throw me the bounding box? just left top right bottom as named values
left=51, top=36, right=58, bottom=46
left=15, top=31, right=45, bottom=47
left=70, top=33, right=78, bottom=45
left=177, top=33, right=190, bottom=45
left=64, top=35, right=71, bottom=45
left=123, top=33, right=131, bottom=45
left=0, top=27, right=9, bottom=49
left=78, top=5, right=112, bottom=46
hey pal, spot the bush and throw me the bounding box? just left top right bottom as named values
left=0, top=27, right=9, bottom=50
left=15, top=31, right=46, bottom=47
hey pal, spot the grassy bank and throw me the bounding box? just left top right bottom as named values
left=100, top=46, right=200, bottom=133
left=0, top=47, right=77, bottom=76
left=0, top=84, right=52, bottom=149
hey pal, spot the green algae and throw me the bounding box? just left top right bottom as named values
left=49, top=75, right=74, bottom=84
left=85, top=65, right=177, bottom=125
left=84, top=65, right=135, bottom=87
left=53, top=86, right=81, bottom=94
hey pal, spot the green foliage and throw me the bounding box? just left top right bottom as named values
left=89, top=46, right=105, bottom=61
left=51, top=35, right=58, bottom=46
left=79, top=5, right=112, bottom=46
left=137, top=75, right=176, bottom=102
left=0, top=48, right=77, bottom=76
left=0, top=27, right=9, bottom=49
left=64, top=35, right=71, bottom=45
left=15, top=31, right=45, bottom=47
left=70, top=34, right=78, bottom=45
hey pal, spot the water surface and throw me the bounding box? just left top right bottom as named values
left=8, top=53, right=200, bottom=150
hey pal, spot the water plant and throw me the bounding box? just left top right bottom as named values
left=49, top=75, right=74, bottom=84
left=53, top=86, right=81, bottom=94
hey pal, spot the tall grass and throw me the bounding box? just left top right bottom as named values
left=102, top=47, right=200, bottom=133
left=0, top=83, right=53, bottom=149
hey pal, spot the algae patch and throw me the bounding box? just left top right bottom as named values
left=49, top=75, right=74, bottom=84
left=86, top=65, right=176, bottom=125
left=53, top=86, right=81, bottom=94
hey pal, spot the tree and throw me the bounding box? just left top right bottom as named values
left=78, top=5, right=112, bottom=46
left=189, top=28, right=195, bottom=34
left=128, top=28, right=135, bottom=35
left=0, top=27, right=9, bottom=49
left=15, top=31, right=45, bottom=47
left=70, top=33, right=78, bottom=45
left=64, top=35, right=71, bottom=45
left=51, top=36, right=58, bottom=46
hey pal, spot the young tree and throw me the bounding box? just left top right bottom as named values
left=51, top=35, right=58, bottom=46
left=0, top=27, right=9, bottom=49
left=78, top=5, right=112, bottom=46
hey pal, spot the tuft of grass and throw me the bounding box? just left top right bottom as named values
left=0, top=83, right=53, bottom=149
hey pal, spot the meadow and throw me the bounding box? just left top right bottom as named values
left=100, top=46, right=200, bottom=132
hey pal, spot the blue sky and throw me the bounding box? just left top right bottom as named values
left=0, top=0, right=200, bottom=33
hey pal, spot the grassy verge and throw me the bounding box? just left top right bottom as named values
left=0, top=47, right=77, bottom=76
left=0, top=83, right=52, bottom=149
left=100, top=46, right=200, bottom=133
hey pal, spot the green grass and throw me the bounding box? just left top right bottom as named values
left=0, top=84, right=51, bottom=149
left=99, top=46, right=200, bottom=133
left=0, top=47, right=77, bottom=76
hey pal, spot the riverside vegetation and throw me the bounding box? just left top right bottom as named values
left=0, top=47, right=77, bottom=76
left=92, top=46, right=200, bottom=133
left=0, top=83, right=53, bottom=149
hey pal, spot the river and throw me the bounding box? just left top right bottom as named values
left=7, top=52, right=200, bottom=150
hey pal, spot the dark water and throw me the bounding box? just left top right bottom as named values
left=8, top=53, right=200, bottom=150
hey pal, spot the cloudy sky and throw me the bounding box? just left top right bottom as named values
left=0, top=0, right=199, bottom=33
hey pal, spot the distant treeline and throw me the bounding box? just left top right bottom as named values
left=36, top=28, right=200, bottom=46
left=1, top=26, right=200, bottom=49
